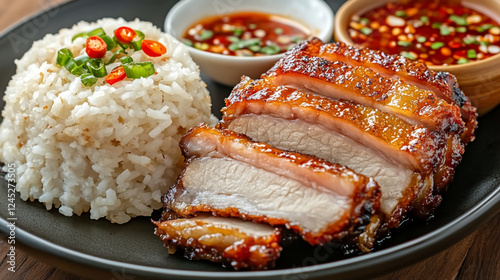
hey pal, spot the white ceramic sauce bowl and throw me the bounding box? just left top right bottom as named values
left=165, top=0, right=334, bottom=86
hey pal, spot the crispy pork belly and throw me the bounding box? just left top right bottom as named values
left=303, top=38, right=477, bottom=143
left=153, top=212, right=282, bottom=270
left=218, top=77, right=465, bottom=224
left=164, top=125, right=381, bottom=247
left=263, top=42, right=466, bottom=136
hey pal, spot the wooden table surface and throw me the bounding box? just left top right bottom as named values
left=1, top=0, right=500, bottom=279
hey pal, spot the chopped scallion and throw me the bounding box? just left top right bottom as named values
left=478, top=24, right=494, bottom=32
left=431, top=42, right=445, bottom=49
left=401, top=51, right=417, bottom=60
left=56, top=48, right=73, bottom=67
left=432, top=22, right=441, bottom=29
left=456, top=26, right=467, bottom=33
left=397, top=41, right=412, bottom=47
left=86, top=59, right=107, bottom=78
left=440, top=25, right=452, bottom=36
left=233, top=29, right=243, bottom=36
left=360, top=27, right=372, bottom=35
left=275, top=28, right=283, bottom=35
left=457, top=58, right=469, bottom=64
left=182, top=39, right=193, bottom=47
left=449, top=15, right=468, bottom=26
left=199, top=30, right=214, bottom=40
left=360, top=17, right=370, bottom=25
left=467, top=49, right=477, bottom=59
left=395, top=11, right=407, bottom=18
left=80, top=73, right=98, bottom=86
left=416, top=36, right=426, bottom=43
left=120, top=56, right=134, bottom=64
left=123, top=61, right=155, bottom=79
left=260, top=45, right=281, bottom=55
left=420, top=16, right=429, bottom=23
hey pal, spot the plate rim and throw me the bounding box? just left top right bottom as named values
left=1, top=0, right=500, bottom=279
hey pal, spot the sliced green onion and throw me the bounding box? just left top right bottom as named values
left=291, top=36, right=303, bottom=43
left=249, top=45, right=261, bottom=52
left=249, top=24, right=257, bottom=29
left=401, top=51, right=417, bottom=60
left=416, top=36, right=426, bottom=43
left=182, top=39, right=193, bottom=47
left=233, top=29, right=243, bottom=36
left=431, top=42, right=445, bottom=49
left=71, top=32, right=87, bottom=42
left=56, top=48, right=73, bottom=67
left=440, top=25, right=452, bottom=36
left=478, top=24, right=494, bottom=32
left=260, top=45, right=281, bottom=55
left=86, top=59, right=107, bottom=78
left=81, top=73, right=98, bottom=86
left=100, top=34, right=116, bottom=50
left=123, top=61, right=155, bottom=78
left=114, top=35, right=130, bottom=50
left=199, top=30, right=214, bottom=40
left=397, top=41, right=412, bottom=47
left=457, top=58, right=469, bottom=64
left=87, top=27, right=106, bottom=37
left=194, top=42, right=210, bottom=50
left=360, top=27, right=373, bottom=35
left=228, top=42, right=241, bottom=51
left=120, top=56, right=134, bottom=64
left=420, top=16, right=429, bottom=23
left=432, top=22, right=441, bottom=29
left=65, top=59, right=88, bottom=76
left=74, top=55, right=91, bottom=66
left=227, top=36, right=240, bottom=43
left=449, top=15, right=468, bottom=26
left=130, top=30, right=145, bottom=51
left=395, top=11, right=407, bottom=18
left=275, top=28, right=283, bottom=35
left=360, top=17, right=370, bottom=25
left=464, top=37, right=477, bottom=44
left=105, top=49, right=126, bottom=65
left=467, top=49, right=477, bottom=59
left=456, top=26, right=467, bottom=33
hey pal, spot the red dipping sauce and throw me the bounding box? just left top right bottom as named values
left=348, top=1, right=500, bottom=66
left=182, top=12, right=310, bottom=57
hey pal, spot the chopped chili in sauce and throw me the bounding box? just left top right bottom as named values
left=182, top=12, right=310, bottom=57
left=348, top=1, right=500, bottom=66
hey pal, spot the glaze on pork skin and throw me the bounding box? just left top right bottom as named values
left=154, top=212, right=282, bottom=270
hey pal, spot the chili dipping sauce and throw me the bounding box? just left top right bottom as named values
left=182, top=12, right=310, bottom=57
left=348, top=1, right=500, bottom=66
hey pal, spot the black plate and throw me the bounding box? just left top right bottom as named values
left=1, top=0, right=499, bottom=279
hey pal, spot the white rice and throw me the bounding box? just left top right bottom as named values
left=0, top=18, right=217, bottom=223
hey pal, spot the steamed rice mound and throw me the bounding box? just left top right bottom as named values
left=0, top=18, right=217, bottom=223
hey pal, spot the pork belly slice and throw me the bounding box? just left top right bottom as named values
left=153, top=212, right=282, bottom=270
left=263, top=46, right=465, bottom=135
left=165, top=124, right=381, bottom=247
left=304, top=38, right=477, bottom=143
left=218, top=78, right=465, bottom=224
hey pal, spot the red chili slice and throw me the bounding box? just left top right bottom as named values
left=141, top=40, right=167, bottom=57
left=115, top=26, right=137, bottom=44
left=86, top=36, right=107, bottom=59
left=105, top=66, right=126, bottom=85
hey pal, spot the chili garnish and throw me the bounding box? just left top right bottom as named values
left=56, top=26, right=167, bottom=86
left=348, top=1, right=500, bottom=66
left=114, top=26, right=137, bottom=44
left=86, top=36, right=107, bottom=59
left=105, top=66, right=127, bottom=85
left=141, top=40, right=167, bottom=57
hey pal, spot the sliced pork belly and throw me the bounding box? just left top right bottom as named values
left=302, top=38, right=476, bottom=143
left=153, top=212, right=282, bottom=270
left=263, top=44, right=465, bottom=136
left=164, top=124, right=381, bottom=247
left=218, top=77, right=465, bottom=225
